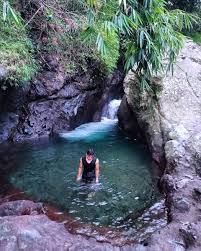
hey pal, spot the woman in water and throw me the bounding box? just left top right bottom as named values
left=76, top=149, right=99, bottom=183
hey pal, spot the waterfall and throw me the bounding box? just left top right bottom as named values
left=101, top=99, right=121, bottom=120
left=59, top=99, right=121, bottom=141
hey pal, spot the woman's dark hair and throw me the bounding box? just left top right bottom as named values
left=86, top=149, right=94, bottom=156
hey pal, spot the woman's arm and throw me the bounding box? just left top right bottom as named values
left=76, top=158, right=83, bottom=181
left=95, top=158, right=100, bottom=183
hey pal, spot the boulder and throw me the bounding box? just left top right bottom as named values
left=0, top=200, right=43, bottom=216
left=0, top=214, right=137, bottom=251
left=118, top=41, right=201, bottom=167
left=118, top=95, right=143, bottom=138
left=119, top=41, right=201, bottom=249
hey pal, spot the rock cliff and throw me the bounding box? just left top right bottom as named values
left=0, top=55, right=124, bottom=143
left=118, top=41, right=201, bottom=250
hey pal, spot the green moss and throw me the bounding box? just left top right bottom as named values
left=0, top=3, right=37, bottom=89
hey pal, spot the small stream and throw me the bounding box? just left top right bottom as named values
left=2, top=100, right=167, bottom=244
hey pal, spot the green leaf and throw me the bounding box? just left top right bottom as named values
left=103, top=21, right=117, bottom=33
left=3, top=1, right=8, bottom=22
left=139, top=30, right=144, bottom=49
left=119, top=0, right=127, bottom=12
left=81, top=27, right=96, bottom=43
left=96, top=33, right=107, bottom=55
left=83, top=0, right=197, bottom=92
left=8, top=5, right=21, bottom=26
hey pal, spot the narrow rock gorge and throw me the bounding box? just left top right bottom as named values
left=0, top=0, right=201, bottom=250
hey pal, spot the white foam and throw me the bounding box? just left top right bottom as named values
left=59, top=99, right=121, bottom=142
left=60, top=118, right=117, bottom=141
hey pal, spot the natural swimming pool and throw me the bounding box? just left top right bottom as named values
left=7, top=118, right=163, bottom=234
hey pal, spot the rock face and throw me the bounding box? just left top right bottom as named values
left=0, top=200, right=140, bottom=251
left=0, top=200, right=43, bottom=216
left=118, top=41, right=201, bottom=250
left=0, top=55, right=124, bottom=143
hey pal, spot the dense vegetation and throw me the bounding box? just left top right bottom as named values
left=19, top=0, right=103, bottom=73
left=84, top=0, right=198, bottom=91
left=167, top=0, right=201, bottom=12
left=168, top=0, right=201, bottom=45
left=0, top=0, right=37, bottom=89
left=0, top=0, right=110, bottom=89
left=0, top=0, right=199, bottom=91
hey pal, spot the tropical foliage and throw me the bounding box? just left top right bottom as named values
left=0, top=0, right=37, bottom=89
left=167, top=0, right=201, bottom=12
left=84, top=0, right=198, bottom=91
left=0, top=0, right=199, bottom=91
left=168, top=0, right=201, bottom=33
left=17, top=0, right=113, bottom=74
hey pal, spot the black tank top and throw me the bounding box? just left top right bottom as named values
left=82, top=156, right=96, bottom=177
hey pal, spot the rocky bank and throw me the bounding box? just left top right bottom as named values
left=118, top=41, right=201, bottom=250
left=1, top=38, right=201, bottom=250
left=0, top=55, right=124, bottom=143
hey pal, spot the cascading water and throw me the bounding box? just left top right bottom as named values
left=101, top=99, right=121, bottom=120
left=6, top=99, right=166, bottom=244
left=59, top=99, right=121, bottom=141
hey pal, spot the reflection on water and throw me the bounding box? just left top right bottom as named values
left=7, top=119, right=164, bottom=239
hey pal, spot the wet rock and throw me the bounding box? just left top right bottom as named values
left=174, top=198, right=190, bottom=213
left=0, top=200, right=43, bottom=216
left=49, top=83, right=80, bottom=99
left=12, top=88, right=103, bottom=141
left=0, top=49, right=124, bottom=143
left=118, top=96, right=142, bottom=138
left=0, top=113, right=19, bottom=143
left=0, top=215, right=137, bottom=251
left=0, top=86, right=30, bottom=143
left=30, top=70, right=66, bottom=98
